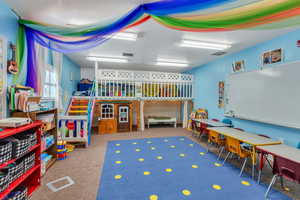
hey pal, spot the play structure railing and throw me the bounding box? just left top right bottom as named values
left=95, top=69, right=194, bottom=100
left=58, top=81, right=96, bottom=147
left=58, top=115, right=89, bottom=147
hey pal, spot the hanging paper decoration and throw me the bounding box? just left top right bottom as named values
left=16, top=0, right=300, bottom=92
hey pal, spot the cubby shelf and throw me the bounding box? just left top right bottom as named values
left=0, top=122, right=41, bottom=200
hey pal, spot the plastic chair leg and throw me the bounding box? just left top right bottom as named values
left=239, top=157, right=248, bottom=177
left=222, top=152, right=231, bottom=165
left=217, top=146, right=225, bottom=161
left=265, top=174, right=278, bottom=199
left=257, top=170, right=262, bottom=184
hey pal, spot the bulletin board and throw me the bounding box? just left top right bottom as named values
left=0, top=37, right=7, bottom=119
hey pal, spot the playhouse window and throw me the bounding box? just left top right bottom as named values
left=101, top=104, right=114, bottom=119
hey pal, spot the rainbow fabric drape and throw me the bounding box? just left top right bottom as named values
left=16, top=0, right=300, bottom=92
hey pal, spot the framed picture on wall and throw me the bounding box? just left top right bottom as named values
left=218, top=81, right=225, bottom=108
left=262, top=48, right=283, bottom=66
left=232, top=60, right=245, bottom=73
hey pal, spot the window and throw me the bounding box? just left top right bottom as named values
left=119, top=106, right=129, bottom=123
left=43, top=65, right=57, bottom=98
left=101, top=104, right=114, bottom=119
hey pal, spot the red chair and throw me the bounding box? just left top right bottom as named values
left=265, top=156, right=300, bottom=198
left=211, top=118, right=219, bottom=122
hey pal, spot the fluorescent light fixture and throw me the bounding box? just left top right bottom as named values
left=87, top=56, right=128, bottom=63
left=180, top=40, right=231, bottom=50
left=156, top=59, right=189, bottom=67
left=110, top=32, right=138, bottom=41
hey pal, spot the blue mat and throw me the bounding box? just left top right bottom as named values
left=97, top=136, right=290, bottom=200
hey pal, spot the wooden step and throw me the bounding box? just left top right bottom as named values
left=71, top=106, right=88, bottom=109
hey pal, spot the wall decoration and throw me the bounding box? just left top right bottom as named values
left=232, top=60, right=245, bottom=73
left=262, top=48, right=283, bottom=66
left=297, top=40, right=300, bottom=47
left=7, top=43, right=18, bottom=75
left=218, top=81, right=225, bottom=108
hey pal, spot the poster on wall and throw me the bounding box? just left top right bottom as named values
left=232, top=60, right=245, bottom=73
left=262, top=48, right=283, bottom=66
left=218, top=81, right=225, bottom=108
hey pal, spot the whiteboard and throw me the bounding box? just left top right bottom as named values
left=225, top=61, right=300, bottom=129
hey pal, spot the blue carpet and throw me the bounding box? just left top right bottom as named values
left=97, top=136, right=290, bottom=200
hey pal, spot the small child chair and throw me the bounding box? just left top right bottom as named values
left=222, top=137, right=251, bottom=176
left=222, top=118, right=233, bottom=127
left=208, top=130, right=226, bottom=159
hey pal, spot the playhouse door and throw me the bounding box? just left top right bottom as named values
left=118, top=106, right=130, bottom=132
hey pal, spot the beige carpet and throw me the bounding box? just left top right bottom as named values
left=31, top=128, right=299, bottom=200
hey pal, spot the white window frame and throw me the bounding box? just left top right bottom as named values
left=101, top=104, right=114, bottom=119
left=43, top=64, right=57, bottom=99
left=119, top=106, right=129, bottom=123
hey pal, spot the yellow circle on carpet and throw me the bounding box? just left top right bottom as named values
left=189, top=144, right=194, bottom=147
left=115, top=150, right=121, bottom=154
left=165, top=168, right=173, bottom=172
left=151, top=147, right=156, bottom=150
left=115, top=161, right=122, bottom=164
left=214, top=163, right=222, bottom=167
left=115, top=144, right=121, bottom=146
left=212, top=184, right=222, bottom=190
left=144, top=171, right=151, bottom=175
left=241, top=181, right=251, bottom=186
left=179, top=153, right=185, bottom=157
left=170, top=145, right=176, bottom=148
left=147, top=141, right=152, bottom=144
left=149, top=194, right=158, bottom=200
left=132, top=142, right=137, bottom=145
left=182, top=189, right=191, bottom=196
left=192, top=165, right=199, bottom=168
left=164, top=139, right=168, bottom=142
left=199, top=152, right=205, bottom=156
left=114, top=175, right=122, bottom=180
left=135, top=148, right=141, bottom=152
left=138, top=158, right=145, bottom=162
left=157, top=156, right=163, bottom=160
left=284, top=187, right=290, bottom=192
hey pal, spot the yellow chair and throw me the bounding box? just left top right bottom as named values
left=222, top=137, right=251, bottom=176
left=208, top=130, right=226, bottom=159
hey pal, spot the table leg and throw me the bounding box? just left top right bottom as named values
left=251, top=146, right=257, bottom=179
left=257, top=152, right=265, bottom=184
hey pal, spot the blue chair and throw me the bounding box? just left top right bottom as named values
left=222, top=118, right=233, bottom=127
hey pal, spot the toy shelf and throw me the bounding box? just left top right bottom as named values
left=12, top=109, right=58, bottom=175
left=0, top=122, right=42, bottom=200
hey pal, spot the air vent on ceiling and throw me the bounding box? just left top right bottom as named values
left=122, top=52, right=134, bottom=57
left=211, top=51, right=227, bottom=56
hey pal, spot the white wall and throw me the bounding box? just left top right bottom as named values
left=144, top=102, right=181, bottom=122
left=81, top=67, right=95, bottom=80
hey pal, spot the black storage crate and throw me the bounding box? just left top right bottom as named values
left=4, top=186, right=28, bottom=200
left=6, top=160, right=24, bottom=184
left=0, top=168, right=10, bottom=193
left=0, top=140, right=12, bottom=164
left=7, top=136, right=30, bottom=158
left=23, top=153, right=35, bottom=172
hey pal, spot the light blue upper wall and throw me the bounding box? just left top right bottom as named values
left=61, top=55, right=81, bottom=111
left=0, top=0, right=19, bottom=85
left=188, top=29, right=300, bottom=147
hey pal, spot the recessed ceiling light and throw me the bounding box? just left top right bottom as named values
left=87, top=56, right=128, bottom=63
left=156, top=59, right=189, bottom=67
left=110, top=32, right=138, bottom=41
left=180, top=40, right=231, bottom=50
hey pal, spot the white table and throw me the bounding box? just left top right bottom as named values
left=193, top=119, right=231, bottom=127
left=207, top=127, right=281, bottom=178
left=256, top=144, right=300, bottom=183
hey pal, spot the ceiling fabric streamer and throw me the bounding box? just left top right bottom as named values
left=15, top=0, right=300, bottom=92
